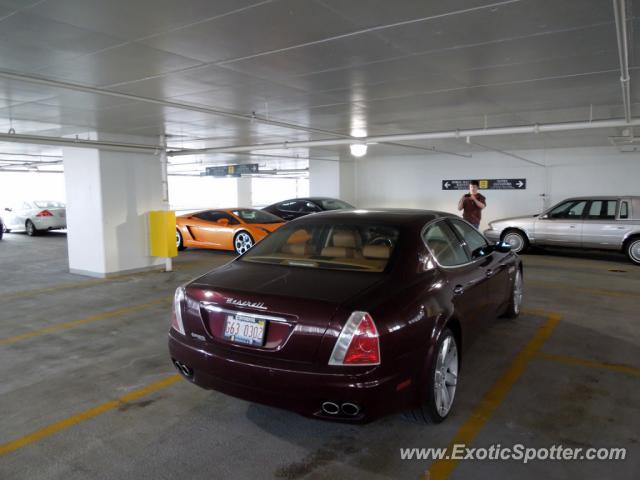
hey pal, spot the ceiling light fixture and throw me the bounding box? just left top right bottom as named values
left=350, top=143, right=367, bottom=157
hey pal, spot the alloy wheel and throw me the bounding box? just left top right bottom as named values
left=235, top=232, right=253, bottom=254
left=433, top=335, right=458, bottom=418
left=503, top=232, right=524, bottom=253
left=513, top=269, right=523, bottom=314
left=630, top=240, right=640, bottom=264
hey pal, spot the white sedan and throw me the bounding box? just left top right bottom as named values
left=2, top=200, right=67, bottom=236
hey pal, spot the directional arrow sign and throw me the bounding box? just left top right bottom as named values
left=442, top=179, right=527, bottom=190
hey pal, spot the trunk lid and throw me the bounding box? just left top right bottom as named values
left=183, top=261, right=384, bottom=365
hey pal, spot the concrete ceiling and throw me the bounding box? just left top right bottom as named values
left=0, top=0, right=638, bottom=172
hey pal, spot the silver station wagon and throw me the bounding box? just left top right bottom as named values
left=484, top=196, right=640, bottom=265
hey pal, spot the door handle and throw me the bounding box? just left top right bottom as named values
left=453, top=285, right=464, bottom=295
left=569, top=225, right=576, bottom=228
left=485, top=269, right=493, bottom=277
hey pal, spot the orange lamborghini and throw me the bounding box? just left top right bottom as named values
left=176, top=208, right=284, bottom=254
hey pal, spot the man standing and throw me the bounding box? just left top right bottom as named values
left=458, top=180, right=486, bottom=228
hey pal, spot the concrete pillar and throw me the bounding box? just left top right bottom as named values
left=309, top=157, right=356, bottom=205
left=237, top=176, right=253, bottom=207
left=63, top=147, right=165, bottom=277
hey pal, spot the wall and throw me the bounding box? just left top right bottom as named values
left=0, top=171, right=66, bottom=208
left=354, top=147, right=640, bottom=230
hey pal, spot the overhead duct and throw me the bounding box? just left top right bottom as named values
left=613, top=0, right=632, bottom=123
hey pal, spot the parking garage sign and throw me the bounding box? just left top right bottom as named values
left=204, top=163, right=259, bottom=177
left=442, top=179, right=526, bottom=190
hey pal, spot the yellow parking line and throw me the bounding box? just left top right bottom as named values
left=535, top=351, right=640, bottom=377
left=426, top=311, right=562, bottom=480
left=0, top=374, right=181, bottom=456
left=527, top=280, right=639, bottom=299
left=0, top=297, right=171, bottom=346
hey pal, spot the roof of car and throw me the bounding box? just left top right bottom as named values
left=562, top=196, right=640, bottom=201
left=291, top=208, right=457, bottom=226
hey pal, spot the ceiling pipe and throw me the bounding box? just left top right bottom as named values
left=0, top=132, right=163, bottom=154
left=613, top=0, right=632, bottom=123
left=0, top=70, right=359, bottom=140
left=167, top=117, right=640, bottom=156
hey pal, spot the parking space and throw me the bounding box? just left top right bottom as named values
left=1, top=236, right=638, bottom=479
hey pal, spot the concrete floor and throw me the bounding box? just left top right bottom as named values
left=1, top=232, right=639, bottom=479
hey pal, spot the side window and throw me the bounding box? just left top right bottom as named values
left=548, top=200, right=587, bottom=219
left=193, top=211, right=225, bottom=222
left=586, top=200, right=617, bottom=220
left=620, top=201, right=629, bottom=219
left=450, top=219, right=489, bottom=258
left=302, top=202, right=321, bottom=213
left=423, top=222, right=470, bottom=267
left=279, top=201, right=304, bottom=212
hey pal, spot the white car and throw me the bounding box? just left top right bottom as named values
left=2, top=200, right=67, bottom=236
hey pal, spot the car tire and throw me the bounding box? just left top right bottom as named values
left=233, top=231, right=254, bottom=255
left=25, top=220, right=38, bottom=236
left=405, top=328, right=459, bottom=424
left=501, top=229, right=529, bottom=254
left=0, top=226, right=3, bottom=240
left=503, top=268, right=523, bottom=318
left=176, top=229, right=186, bottom=251
left=624, top=237, right=640, bottom=266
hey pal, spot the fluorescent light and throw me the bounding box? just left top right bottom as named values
left=350, top=143, right=367, bottom=157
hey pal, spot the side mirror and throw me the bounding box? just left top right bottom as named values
left=217, top=218, right=229, bottom=226
left=494, top=241, right=512, bottom=253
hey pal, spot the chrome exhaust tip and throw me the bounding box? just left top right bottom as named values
left=173, top=360, right=193, bottom=378
left=341, top=402, right=361, bottom=416
left=321, top=401, right=340, bottom=415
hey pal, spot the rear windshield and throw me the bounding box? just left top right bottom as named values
left=318, top=199, right=353, bottom=210
left=34, top=201, right=65, bottom=208
left=241, top=223, right=399, bottom=272
left=232, top=209, right=283, bottom=224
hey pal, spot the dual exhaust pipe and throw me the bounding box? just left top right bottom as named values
left=173, top=359, right=193, bottom=378
left=321, top=401, right=360, bottom=417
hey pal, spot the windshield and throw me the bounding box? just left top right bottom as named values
left=232, top=209, right=283, bottom=224
left=319, top=199, right=354, bottom=210
left=34, top=201, right=65, bottom=208
left=241, top=222, right=399, bottom=272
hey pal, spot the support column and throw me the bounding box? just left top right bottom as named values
left=309, top=156, right=356, bottom=205
left=63, top=146, right=165, bottom=277
left=237, top=176, right=253, bottom=207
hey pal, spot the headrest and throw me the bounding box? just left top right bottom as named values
left=363, top=245, right=390, bottom=259
left=287, top=229, right=311, bottom=244
left=321, top=246, right=354, bottom=258
left=282, top=243, right=312, bottom=256
left=332, top=230, right=357, bottom=248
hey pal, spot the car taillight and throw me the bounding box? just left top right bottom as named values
left=171, top=286, right=186, bottom=335
left=329, top=311, right=380, bottom=366
left=36, top=210, right=53, bottom=217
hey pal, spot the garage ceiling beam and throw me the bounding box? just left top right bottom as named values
left=0, top=132, right=163, bottom=154
left=167, top=117, right=640, bottom=156
left=613, top=0, right=632, bottom=123
left=0, top=70, right=356, bottom=140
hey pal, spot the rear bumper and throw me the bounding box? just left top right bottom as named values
left=168, top=331, right=421, bottom=422
left=32, top=217, right=66, bottom=230
left=483, top=228, right=500, bottom=242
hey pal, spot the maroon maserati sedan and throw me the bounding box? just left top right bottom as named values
left=168, top=209, right=523, bottom=423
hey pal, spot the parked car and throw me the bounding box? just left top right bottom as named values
left=484, top=196, right=640, bottom=265
left=0, top=215, right=3, bottom=240
left=2, top=200, right=66, bottom=235
left=176, top=208, right=285, bottom=255
left=169, top=209, right=522, bottom=423
left=263, top=197, right=354, bottom=221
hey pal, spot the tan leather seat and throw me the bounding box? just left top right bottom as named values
left=363, top=245, right=390, bottom=259
left=320, top=246, right=354, bottom=258
left=281, top=243, right=312, bottom=256
left=332, top=230, right=358, bottom=249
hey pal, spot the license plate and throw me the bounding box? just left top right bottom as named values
left=223, top=314, right=266, bottom=346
